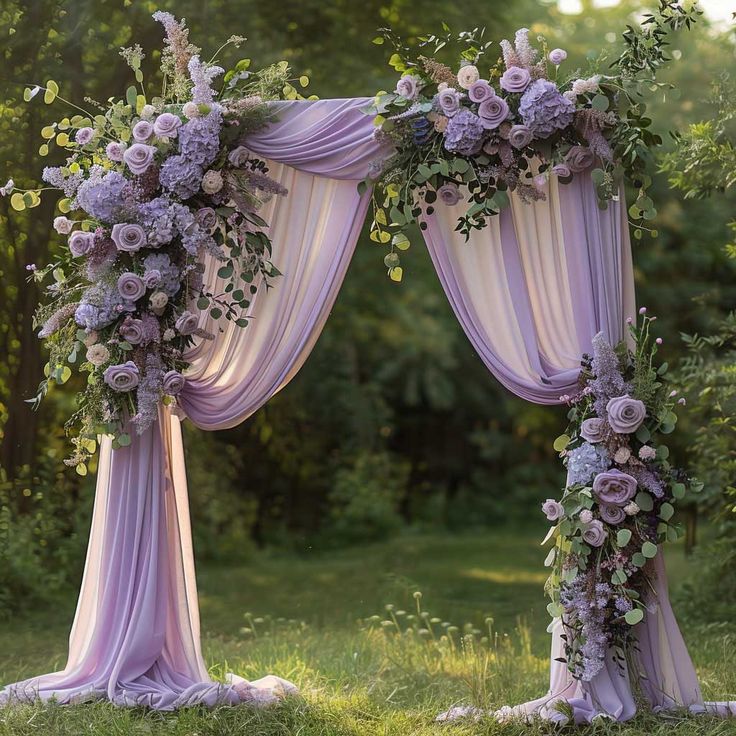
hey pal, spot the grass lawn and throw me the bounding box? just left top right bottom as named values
left=0, top=528, right=734, bottom=735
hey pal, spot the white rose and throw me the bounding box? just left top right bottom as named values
left=149, top=291, right=169, bottom=314
left=438, top=82, right=449, bottom=92
left=457, top=64, right=480, bottom=90
left=579, top=509, right=593, bottom=524
left=86, top=344, right=110, bottom=367
left=163, top=328, right=175, bottom=341
left=53, top=216, right=73, bottom=234
left=638, top=445, right=657, bottom=461
left=614, top=446, right=631, bottom=465
left=141, top=104, right=156, bottom=119
left=201, top=170, right=224, bottom=194
left=183, top=101, right=200, bottom=119
left=624, top=502, right=640, bottom=516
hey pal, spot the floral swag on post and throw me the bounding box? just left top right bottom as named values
left=542, top=311, right=701, bottom=690
left=16, top=13, right=312, bottom=473
left=363, top=2, right=701, bottom=279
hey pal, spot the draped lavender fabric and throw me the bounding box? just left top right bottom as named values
left=2, top=96, right=733, bottom=719
left=0, top=98, right=383, bottom=709
left=425, top=173, right=735, bottom=722
left=422, top=172, right=636, bottom=403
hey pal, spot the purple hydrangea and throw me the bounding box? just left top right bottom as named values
left=443, top=109, right=484, bottom=156
left=159, top=155, right=204, bottom=199
left=518, top=79, right=575, bottom=138
left=137, top=197, right=193, bottom=247
left=75, top=170, right=130, bottom=223
left=142, top=252, right=181, bottom=296
left=178, top=110, right=222, bottom=168
left=74, top=282, right=128, bottom=330
left=42, top=167, right=85, bottom=198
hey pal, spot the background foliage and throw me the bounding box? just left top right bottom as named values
left=0, top=0, right=734, bottom=619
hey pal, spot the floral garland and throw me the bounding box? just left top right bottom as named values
left=364, top=2, right=700, bottom=280
left=541, top=311, right=701, bottom=682
left=8, top=13, right=312, bottom=474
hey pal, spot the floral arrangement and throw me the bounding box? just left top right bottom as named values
left=364, top=2, right=701, bottom=280
left=541, top=310, right=701, bottom=682
left=10, top=12, right=312, bottom=474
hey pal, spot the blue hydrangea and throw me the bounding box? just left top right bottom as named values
left=75, top=170, right=130, bottom=223
left=443, top=108, right=484, bottom=156
left=143, top=253, right=181, bottom=296
left=159, top=155, right=203, bottom=200
left=566, top=442, right=610, bottom=487
left=518, top=79, right=575, bottom=138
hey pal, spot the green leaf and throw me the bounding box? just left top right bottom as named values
left=635, top=491, right=654, bottom=512
left=126, top=85, right=137, bottom=109
left=547, top=602, right=563, bottom=618
left=592, top=94, right=609, bottom=111
left=642, top=541, right=658, bottom=558
left=299, top=75, right=310, bottom=87
left=624, top=608, right=644, bottom=625
left=611, top=568, right=628, bottom=585
left=659, top=502, right=674, bottom=521
left=392, top=233, right=410, bottom=250
left=631, top=552, right=646, bottom=567
left=75, top=463, right=87, bottom=476
left=210, top=307, right=223, bottom=319
left=44, top=80, right=59, bottom=104
left=217, top=265, right=234, bottom=279
left=10, top=193, right=25, bottom=211
left=117, top=433, right=131, bottom=447
left=671, top=482, right=686, bottom=500
left=553, top=434, right=570, bottom=452
left=197, top=297, right=210, bottom=310
left=389, top=266, right=403, bottom=282
left=616, top=529, right=632, bottom=547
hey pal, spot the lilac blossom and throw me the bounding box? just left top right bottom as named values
left=188, top=55, right=223, bottom=105
left=590, top=331, right=627, bottom=417
left=133, top=353, right=163, bottom=434
left=42, top=166, right=84, bottom=198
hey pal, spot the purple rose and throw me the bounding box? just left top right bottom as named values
left=106, top=141, right=127, bottom=162
left=103, top=361, right=139, bottom=392
left=468, top=80, right=494, bottom=104
left=117, top=272, right=146, bottom=302
left=599, top=503, right=626, bottom=525
left=195, top=207, right=218, bottom=232
left=436, top=183, right=462, bottom=206
left=228, top=146, right=250, bottom=168
left=580, top=417, right=605, bottom=443
left=592, top=469, right=638, bottom=506
left=111, top=223, right=146, bottom=253
left=119, top=316, right=144, bottom=345
left=153, top=112, right=182, bottom=138
left=565, top=145, right=595, bottom=173
left=162, top=370, right=186, bottom=395
left=606, top=395, right=646, bottom=434
left=477, top=96, right=509, bottom=130
left=132, top=120, right=154, bottom=142
left=499, top=66, right=531, bottom=94
left=175, top=310, right=199, bottom=335
left=123, top=143, right=157, bottom=175
left=75, top=127, right=94, bottom=145
left=68, top=231, right=95, bottom=258
left=552, top=163, right=572, bottom=179
left=542, top=499, right=564, bottom=522
left=548, top=48, right=567, bottom=65
left=396, top=75, right=419, bottom=100
left=437, top=88, right=462, bottom=117
left=508, top=124, right=533, bottom=149
left=582, top=519, right=607, bottom=547
left=143, top=269, right=162, bottom=289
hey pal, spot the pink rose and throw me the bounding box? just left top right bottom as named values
left=542, top=499, right=564, bottom=521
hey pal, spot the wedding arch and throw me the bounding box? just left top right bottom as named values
left=2, top=8, right=734, bottom=725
